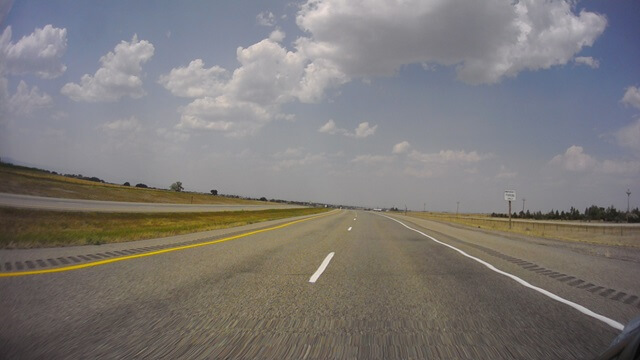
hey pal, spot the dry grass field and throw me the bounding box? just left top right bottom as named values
left=0, top=162, right=263, bottom=205
left=0, top=162, right=328, bottom=248
left=405, top=212, right=640, bottom=248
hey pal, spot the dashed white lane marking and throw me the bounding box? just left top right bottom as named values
left=309, top=252, right=335, bottom=283
left=348, top=227, right=352, bottom=231
left=379, top=214, right=625, bottom=331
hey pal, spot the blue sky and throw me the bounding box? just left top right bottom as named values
left=1, top=0, right=639, bottom=212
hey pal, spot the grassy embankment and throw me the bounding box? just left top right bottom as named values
left=405, top=212, right=640, bottom=248
left=0, top=162, right=263, bottom=204
left=0, top=162, right=328, bottom=248
left=0, top=207, right=329, bottom=248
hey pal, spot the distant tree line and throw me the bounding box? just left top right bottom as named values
left=63, top=174, right=106, bottom=183
left=491, top=205, right=640, bottom=223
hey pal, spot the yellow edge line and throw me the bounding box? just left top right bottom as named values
left=0, top=209, right=340, bottom=278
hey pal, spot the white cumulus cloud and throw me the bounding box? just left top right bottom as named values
left=574, top=56, right=599, bottom=69
left=295, top=0, right=606, bottom=84
left=6, top=80, right=52, bottom=116
left=549, top=145, right=640, bottom=175
left=318, top=119, right=377, bottom=138
left=549, top=145, right=597, bottom=171
left=162, top=37, right=339, bottom=137
left=0, top=25, right=67, bottom=78
left=176, top=95, right=275, bottom=137
left=0, top=25, right=64, bottom=120
left=158, top=59, right=228, bottom=98
left=159, top=0, right=607, bottom=138
left=227, top=38, right=306, bottom=105
left=61, top=35, right=154, bottom=102
left=318, top=119, right=341, bottom=134
left=622, top=86, right=640, bottom=110
left=269, top=29, right=285, bottom=43
left=257, top=11, right=276, bottom=27
left=392, top=141, right=411, bottom=154
left=353, top=122, right=377, bottom=138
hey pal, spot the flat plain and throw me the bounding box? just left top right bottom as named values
left=406, top=212, right=640, bottom=248
left=0, top=162, right=264, bottom=205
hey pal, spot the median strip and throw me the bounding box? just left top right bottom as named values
left=0, top=207, right=330, bottom=248
left=0, top=210, right=339, bottom=277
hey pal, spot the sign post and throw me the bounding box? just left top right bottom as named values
left=504, top=190, right=516, bottom=229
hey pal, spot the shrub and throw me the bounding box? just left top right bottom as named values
left=170, top=181, right=184, bottom=192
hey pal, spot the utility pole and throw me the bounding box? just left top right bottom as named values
left=522, top=198, right=526, bottom=213
left=456, top=201, right=459, bottom=216
left=423, top=203, right=426, bottom=212
left=627, top=189, right=631, bottom=222
left=404, top=205, right=407, bottom=215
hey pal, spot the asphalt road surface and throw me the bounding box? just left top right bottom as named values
left=1, top=210, right=639, bottom=359
left=0, top=193, right=301, bottom=212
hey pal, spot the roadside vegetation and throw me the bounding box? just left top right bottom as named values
left=491, top=205, right=640, bottom=223
left=405, top=212, right=640, bottom=248
left=0, top=207, right=330, bottom=248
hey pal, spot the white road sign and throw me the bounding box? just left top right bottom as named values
left=504, top=190, right=516, bottom=201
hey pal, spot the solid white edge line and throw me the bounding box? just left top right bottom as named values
left=378, top=214, right=625, bottom=331
left=309, top=252, right=335, bottom=283
left=348, top=227, right=352, bottom=231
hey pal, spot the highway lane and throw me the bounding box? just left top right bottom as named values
left=387, top=213, right=640, bottom=324
left=1, top=210, right=638, bottom=359
left=0, top=193, right=302, bottom=212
